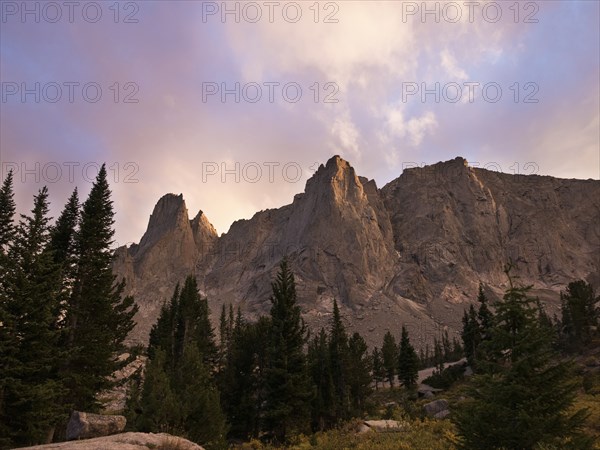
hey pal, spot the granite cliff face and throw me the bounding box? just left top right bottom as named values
left=113, top=156, right=600, bottom=347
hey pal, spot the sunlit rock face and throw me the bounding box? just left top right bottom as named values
left=114, top=156, right=600, bottom=347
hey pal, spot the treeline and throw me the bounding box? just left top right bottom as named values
left=127, top=260, right=428, bottom=447
left=453, top=268, right=599, bottom=449
left=0, top=168, right=138, bottom=448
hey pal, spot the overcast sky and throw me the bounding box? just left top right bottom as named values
left=1, top=1, right=599, bottom=246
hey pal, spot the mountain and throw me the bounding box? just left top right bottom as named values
left=113, top=156, right=600, bottom=347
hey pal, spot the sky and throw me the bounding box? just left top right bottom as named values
left=1, top=0, right=599, bottom=247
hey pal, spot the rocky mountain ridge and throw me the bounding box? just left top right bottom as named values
left=113, top=156, right=600, bottom=347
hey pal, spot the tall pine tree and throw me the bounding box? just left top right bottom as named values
left=3, top=188, right=65, bottom=445
left=381, top=331, right=398, bottom=388
left=453, top=267, right=592, bottom=449
left=264, top=259, right=312, bottom=443
left=398, top=326, right=419, bottom=388
left=63, top=165, right=138, bottom=411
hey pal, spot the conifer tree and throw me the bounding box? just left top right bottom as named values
left=347, top=332, right=372, bottom=414
left=140, top=279, right=227, bottom=448
left=0, top=170, right=16, bottom=446
left=398, top=326, right=419, bottom=388
left=264, top=259, right=312, bottom=443
left=381, top=331, right=398, bottom=388
left=328, top=299, right=349, bottom=422
left=371, top=347, right=385, bottom=390
left=560, top=280, right=599, bottom=348
left=308, top=328, right=334, bottom=431
left=453, top=266, right=592, bottom=449
left=63, top=165, right=138, bottom=411
left=461, top=305, right=480, bottom=366
left=48, top=189, right=80, bottom=324
left=476, top=284, right=493, bottom=338
left=3, top=188, right=65, bottom=445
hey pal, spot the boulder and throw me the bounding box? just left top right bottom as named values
left=363, top=420, right=407, bottom=432
left=423, top=399, right=449, bottom=417
left=66, top=411, right=126, bottom=440
left=433, top=410, right=450, bottom=419
left=18, top=432, right=203, bottom=449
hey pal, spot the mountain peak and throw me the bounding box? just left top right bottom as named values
left=137, top=193, right=190, bottom=254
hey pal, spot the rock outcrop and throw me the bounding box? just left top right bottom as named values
left=113, top=156, right=600, bottom=347
left=19, top=432, right=204, bottom=449
left=66, top=411, right=126, bottom=441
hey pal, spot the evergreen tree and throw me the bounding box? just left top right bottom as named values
left=174, top=276, right=217, bottom=369
left=0, top=170, right=15, bottom=250
left=220, top=313, right=270, bottom=440
left=0, top=170, right=16, bottom=446
left=560, top=280, right=599, bottom=348
left=48, top=189, right=80, bottom=326
left=137, top=349, right=178, bottom=434
left=441, top=330, right=452, bottom=361
left=397, top=326, right=419, bottom=388
left=381, top=331, right=398, bottom=388
left=328, top=299, right=349, bottom=422
left=139, top=280, right=227, bottom=448
left=2, top=188, right=65, bottom=445
left=371, top=347, right=385, bottom=390
left=63, top=165, right=138, bottom=411
left=264, top=259, right=312, bottom=443
left=461, top=305, right=480, bottom=367
left=476, top=284, right=493, bottom=339
left=453, top=267, right=592, bottom=449
left=173, top=345, right=227, bottom=448
left=308, top=328, right=334, bottom=431
left=433, top=336, right=444, bottom=373
left=347, top=332, right=372, bottom=414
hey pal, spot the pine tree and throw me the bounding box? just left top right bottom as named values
left=347, top=332, right=372, bottom=414
left=264, top=259, right=312, bottom=443
left=63, top=165, right=138, bottom=411
left=140, top=280, right=227, bottom=448
left=476, top=284, right=493, bottom=339
left=174, top=276, right=217, bottom=369
left=48, top=189, right=80, bottom=329
left=174, top=345, right=227, bottom=448
left=397, top=326, right=419, bottom=388
left=308, top=328, right=334, bottom=431
left=328, top=299, right=349, bottom=422
left=371, top=347, right=385, bottom=390
left=3, top=188, right=65, bottom=445
left=220, top=314, right=270, bottom=439
left=461, top=305, right=480, bottom=367
left=453, top=267, right=592, bottom=449
left=0, top=170, right=16, bottom=446
left=137, top=349, right=178, bottom=434
left=381, top=331, right=398, bottom=388
left=560, top=280, right=599, bottom=348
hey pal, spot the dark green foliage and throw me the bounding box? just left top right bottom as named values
left=461, top=305, right=480, bottom=366
left=371, top=347, right=385, bottom=390
left=423, top=363, right=465, bottom=389
left=398, top=326, right=419, bottom=388
left=219, top=312, right=270, bottom=440
left=137, top=349, right=178, bottom=434
left=1, top=187, right=65, bottom=446
left=381, top=331, right=398, bottom=388
left=347, top=332, right=372, bottom=414
left=138, top=277, right=227, bottom=449
left=264, top=259, right=313, bottom=443
left=560, top=280, right=599, bottom=348
left=63, top=165, right=138, bottom=411
left=308, top=328, right=335, bottom=431
left=0, top=170, right=16, bottom=447
left=453, top=267, right=592, bottom=450
left=476, top=284, right=493, bottom=338
left=328, top=299, right=350, bottom=422
left=0, top=170, right=15, bottom=250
